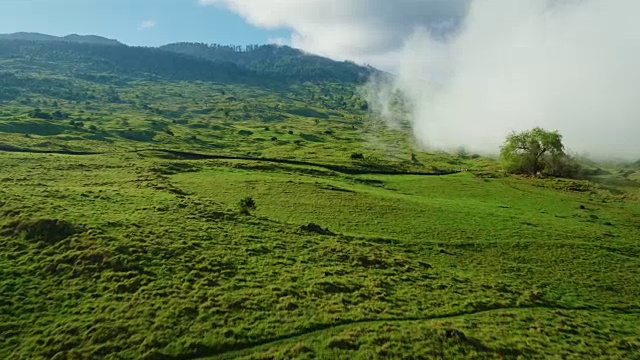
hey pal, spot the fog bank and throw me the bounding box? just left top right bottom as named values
left=370, top=0, right=640, bottom=159
left=202, top=0, right=640, bottom=159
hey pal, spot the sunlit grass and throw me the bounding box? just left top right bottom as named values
left=1, top=151, right=639, bottom=359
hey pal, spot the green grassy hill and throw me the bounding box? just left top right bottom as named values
left=1, top=35, right=639, bottom=360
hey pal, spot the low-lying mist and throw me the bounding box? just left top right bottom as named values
left=366, top=0, right=640, bottom=160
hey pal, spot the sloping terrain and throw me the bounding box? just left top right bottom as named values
left=160, top=43, right=373, bottom=83
left=1, top=34, right=640, bottom=359
left=1, top=152, right=639, bottom=359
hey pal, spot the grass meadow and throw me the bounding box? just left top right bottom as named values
left=1, top=71, right=639, bottom=359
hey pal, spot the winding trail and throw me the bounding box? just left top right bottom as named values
left=151, top=305, right=640, bottom=360
left=0, top=145, right=462, bottom=176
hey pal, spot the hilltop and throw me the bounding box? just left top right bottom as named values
left=0, top=32, right=122, bottom=46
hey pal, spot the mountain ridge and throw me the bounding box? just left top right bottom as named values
left=0, top=32, right=122, bottom=46
left=160, top=42, right=374, bottom=84
left=0, top=32, right=376, bottom=85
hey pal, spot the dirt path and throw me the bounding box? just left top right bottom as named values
left=153, top=304, right=638, bottom=360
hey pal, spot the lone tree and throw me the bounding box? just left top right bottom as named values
left=501, top=127, right=565, bottom=175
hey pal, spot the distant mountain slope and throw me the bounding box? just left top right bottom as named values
left=62, top=34, right=122, bottom=46
left=0, top=39, right=262, bottom=85
left=0, top=32, right=121, bottom=46
left=0, top=33, right=377, bottom=85
left=0, top=32, right=60, bottom=42
left=161, top=42, right=374, bottom=83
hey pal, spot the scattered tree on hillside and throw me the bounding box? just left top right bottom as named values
left=28, top=108, right=52, bottom=120
left=501, top=127, right=581, bottom=177
left=52, top=110, right=69, bottom=120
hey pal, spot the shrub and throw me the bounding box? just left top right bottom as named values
left=455, top=146, right=469, bottom=159
left=544, top=154, right=584, bottom=178
left=29, top=108, right=52, bottom=120
left=239, top=197, right=256, bottom=215
left=52, top=110, right=68, bottom=120
left=300, top=223, right=335, bottom=236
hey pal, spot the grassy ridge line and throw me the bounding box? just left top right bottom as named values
left=154, top=305, right=640, bottom=360
left=0, top=145, right=462, bottom=176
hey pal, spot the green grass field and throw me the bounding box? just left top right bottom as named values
left=1, top=149, right=639, bottom=359
left=1, top=41, right=640, bottom=358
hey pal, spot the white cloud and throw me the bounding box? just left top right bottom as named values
left=139, top=19, right=157, bottom=30
left=201, top=0, right=640, bottom=159
left=393, top=0, right=640, bottom=159
left=199, top=0, right=469, bottom=63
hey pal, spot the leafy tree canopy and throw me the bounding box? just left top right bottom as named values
left=501, top=127, right=566, bottom=175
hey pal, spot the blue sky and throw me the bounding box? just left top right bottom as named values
left=0, top=0, right=291, bottom=46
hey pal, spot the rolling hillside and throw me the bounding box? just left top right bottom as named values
left=1, top=33, right=639, bottom=360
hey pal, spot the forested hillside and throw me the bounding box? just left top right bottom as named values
left=0, top=37, right=374, bottom=87
left=161, top=42, right=373, bottom=83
